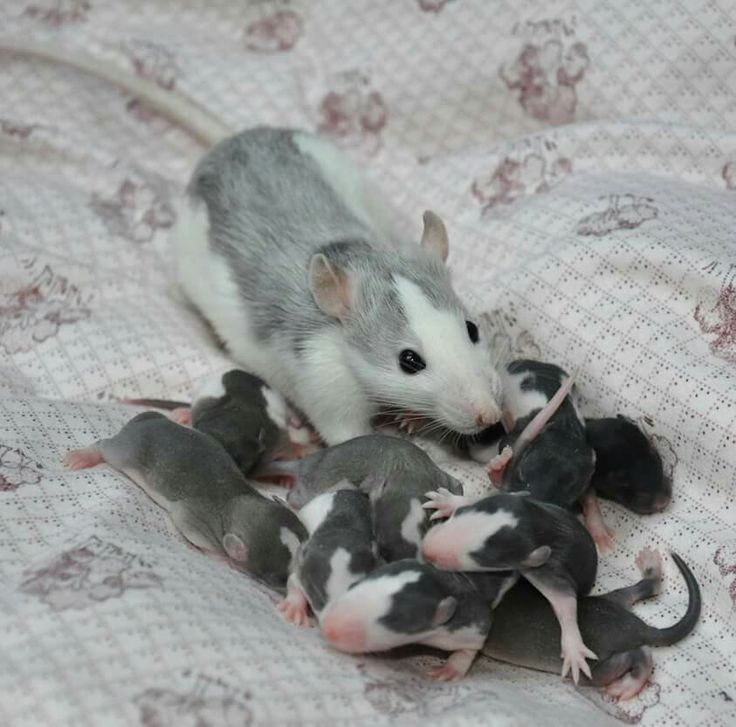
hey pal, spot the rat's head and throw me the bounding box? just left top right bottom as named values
left=320, top=561, right=459, bottom=653
left=222, top=496, right=305, bottom=586
left=421, top=496, right=550, bottom=572
left=308, top=211, right=502, bottom=435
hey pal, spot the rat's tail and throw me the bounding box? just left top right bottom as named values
left=643, top=552, right=701, bottom=646
left=122, top=398, right=190, bottom=410
left=0, top=38, right=232, bottom=146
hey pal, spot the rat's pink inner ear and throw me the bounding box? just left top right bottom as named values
left=419, top=210, right=449, bottom=263
left=308, top=253, right=354, bottom=320
left=222, top=533, right=248, bottom=562
left=431, top=595, right=457, bottom=627
left=521, top=545, right=551, bottom=569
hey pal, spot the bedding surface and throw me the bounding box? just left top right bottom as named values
left=1, top=1, right=735, bottom=725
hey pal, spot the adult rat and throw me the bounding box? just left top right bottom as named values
left=0, top=41, right=503, bottom=446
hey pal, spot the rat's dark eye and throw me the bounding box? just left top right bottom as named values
left=399, top=349, right=426, bottom=374
left=466, top=320, right=479, bottom=343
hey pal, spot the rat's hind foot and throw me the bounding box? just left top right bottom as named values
left=63, top=446, right=104, bottom=470
left=170, top=407, right=192, bottom=426
left=635, top=547, right=663, bottom=587
left=427, top=649, right=477, bottom=682
left=581, top=490, right=615, bottom=554
left=561, top=631, right=598, bottom=684
left=423, top=488, right=471, bottom=521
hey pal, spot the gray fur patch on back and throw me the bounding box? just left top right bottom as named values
left=188, top=127, right=467, bottom=363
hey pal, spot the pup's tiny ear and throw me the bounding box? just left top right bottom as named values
left=309, top=253, right=353, bottom=319
left=360, top=473, right=387, bottom=494
left=223, top=533, right=248, bottom=562
left=420, top=210, right=449, bottom=263
left=432, top=596, right=457, bottom=627
left=521, top=545, right=551, bottom=568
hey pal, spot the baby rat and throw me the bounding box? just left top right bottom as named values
left=490, top=360, right=595, bottom=508
left=260, top=433, right=462, bottom=506
left=488, top=360, right=615, bottom=551
left=3, top=44, right=504, bottom=446
left=585, top=416, right=670, bottom=515
left=62, top=412, right=306, bottom=590
left=127, top=369, right=310, bottom=475
left=320, top=559, right=518, bottom=681
left=277, top=489, right=378, bottom=627
left=422, top=490, right=598, bottom=684
left=483, top=549, right=700, bottom=700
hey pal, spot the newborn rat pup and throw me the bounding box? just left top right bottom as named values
left=126, top=369, right=312, bottom=475
left=421, top=490, right=598, bottom=684
left=585, top=416, right=671, bottom=515
left=277, top=489, right=378, bottom=627
left=483, top=549, right=700, bottom=700
left=320, top=559, right=518, bottom=681
left=63, top=412, right=306, bottom=590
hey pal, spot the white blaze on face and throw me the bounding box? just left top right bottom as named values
left=400, top=498, right=426, bottom=551
left=192, top=372, right=227, bottom=406
left=279, top=527, right=302, bottom=568
left=422, top=509, right=519, bottom=570
left=297, top=491, right=337, bottom=535
left=394, top=276, right=500, bottom=434
left=500, top=369, right=548, bottom=423
left=322, top=547, right=361, bottom=614
left=262, top=385, right=288, bottom=430
left=321, top=570, right=423, bottom=652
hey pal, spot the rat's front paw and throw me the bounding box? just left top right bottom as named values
left=561, top=634, right=597, bottom=684
left=276, top=598, right=311, bottom=628
left=486, top=445, right=513, bottom=485
left=423, top=488, right=468, bottom=521
left=427, top=663, right=464, bottom=682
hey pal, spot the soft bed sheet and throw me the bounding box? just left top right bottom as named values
left=1, top=1, right=735, bottom=726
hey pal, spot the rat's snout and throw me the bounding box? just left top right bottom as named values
left=474, top=409, right=498, bottom=428
left=421, top=527, right=460, bottom=570
left=321, top=609, right=367, bottom=653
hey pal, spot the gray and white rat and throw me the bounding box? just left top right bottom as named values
left=0, top=42, right=505, bottom=447
left=126, top=369, right=312, bottom=475
left=585, top=416, right=671, bottom=515
left=277, top=489, right=378, bottom=627
left=483, top=549, right=700, bottom=700
left=62, top=411, right=306, bottom=590
left=421, top=490, right=598, bottom=684
left=320, top=559, right=518, bottom=681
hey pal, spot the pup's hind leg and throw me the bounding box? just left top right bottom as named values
left=63, top=445, right=105, bottom=470
left=591, top=647, right=653, bottom=700
left=601, top=547, right=663, bottom=610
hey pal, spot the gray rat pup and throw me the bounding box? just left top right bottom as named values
left=483, top=549, right=700, bottom=700
left=126, top=369, right=310, bottom=476
left=257, top=433, right=463, bottom=560
left=421, top=490, right=598, bottom=685
left=320, top=559, right=518, bottom=681
left=585, top=416, right=671, bottom=515
left=63, top=412, right=306, bottom=590
left=277, top=489, right=378, bottom=627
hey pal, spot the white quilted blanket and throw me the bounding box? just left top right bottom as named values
left=1, top=1, right=735, bottom=726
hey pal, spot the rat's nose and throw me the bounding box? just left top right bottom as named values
left=321, top=611, right=366, bottom=653
left=474, top=407, right=500, bottom=429
left=422, top=537, right=459, bottom=570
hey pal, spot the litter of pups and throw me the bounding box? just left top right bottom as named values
left=63, top=360, right=698, bottom=701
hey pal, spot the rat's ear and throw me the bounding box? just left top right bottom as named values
left=420, top=210, right=449, bottom=263
left=309, top=253, right=353, bottom=319
left=432, top=596, right=457, bottom=627
left=521, top=545, right=551, bottom=569
left=360, top=473, right=387, bottom=494
left=222, top=533, right=248, bottom=562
